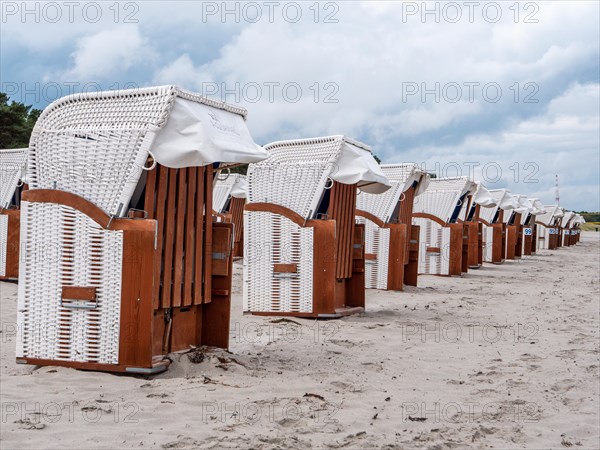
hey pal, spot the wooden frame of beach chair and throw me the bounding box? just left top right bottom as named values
left=535, top=206, right=563, bottom=250
left=460, top=182, right=496, bottom=269
left=213, top=173, right=247, bottom=258
left=560, top=211, right=575, bottom=247
left=355, top=164, right=429, bottom=290
left=571, top=215, right=585, bottom=244
left=520, top=199, right=544, bottom=255
left=243, top=135, right=390, bottom=318
left=412, top=177, right=476, bottom=276
left=0, top=148, right=27, bottom=280
left=504, top=195, right=531, bottom=260
left=478, top=189, right=517, bottom=264
left=15, top=86, right=267, bottom=373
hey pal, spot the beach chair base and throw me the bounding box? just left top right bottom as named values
left=16, top=186, right=233, bottom=374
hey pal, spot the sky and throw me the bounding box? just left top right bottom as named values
left=1, top=1, right=599, bottom=211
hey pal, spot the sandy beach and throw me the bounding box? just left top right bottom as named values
left=1, top=232, right=598, bottom=449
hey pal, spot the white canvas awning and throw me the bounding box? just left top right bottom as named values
left=528, top=198, right=546, bottom=215
left=329, top=137, right=390, bottom=194
left=472, top=182, right=496, bottom=208
left=151, top=94, right=268, bottom=168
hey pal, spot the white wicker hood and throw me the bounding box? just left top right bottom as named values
left=151, top=95, right=268, bottom=168
left=0, top=148, right=27, bottom=209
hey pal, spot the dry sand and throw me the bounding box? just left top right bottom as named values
left=1, top=233, right=598, bottom=449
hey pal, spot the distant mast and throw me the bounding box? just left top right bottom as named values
left=555, top=174, right=560, bottom=206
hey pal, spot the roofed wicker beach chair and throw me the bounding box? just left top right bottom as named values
left=412, top=176, right=477, bottom=276
left=459, top=182, right=496, bottom=269
left=213, top=173, right=247, bottom=257
left=355, top=163, right=430, bottom=290
left=15, top=86, right=267, bottom=373
left=504, top=195, right=531, bottom=260
left=0, top=148, right=27, bottom=280
left=559, top=211, right=575, bottom=247
left=571, top=214, right=585, bottom=243
left=477, top=189, right=517, bottom=264
left=520, top=198, right=545, bottom=255
left=244, top=135, right=390, bottom=318
left=535, top=205, right=564, bottom=250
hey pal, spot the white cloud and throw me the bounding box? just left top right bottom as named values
left=61, top=25, right=156, bottom=80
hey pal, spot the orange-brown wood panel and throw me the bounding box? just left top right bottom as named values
left=203, top=166, right=213, bottom=304
left=506, top=225, right=517, bottom=260
left=183, top=167, right=197, bottom=307
left=346, top=223, right=365, bottom=308
left=170, top=306, right=201, bottom=352
left=229, top=197, right=245, bottom=257
left=466, top=221, right=480, bottom=269
left=194, top=167, right=205, bottom=305
left=310, top=219, right=336, bottom=315
left=477, top=222, right=483, bottom=265
left=161, top=168, right=178, bottom=308
left=274, top=263, right=298, bottom=273
left=202, top=222, right=233, bottom=349
left=523, top=231, right=532, bottom=255
left=329, top=182, right=357, bottom=280
left=111, top=218, right=156, bottom=370
left=491, top=223, right=504, bottom=263
left=386, top=223, right=406, bottom=291
left=404, top=225, right=420, bottom=286
left=461, top=224, right=469, bottom=273
left=448, top=223, right=463, bottom=276
left=172, top=170, right=187, bottom=307
left=398, top=187, right=415, bottom=265
left=0, top=209, right=20, bottom=280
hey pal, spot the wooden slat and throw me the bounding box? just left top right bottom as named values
left=161, top=168, right=178, bottom=308
left=274, top=263, right=298, bottom=273
left=183, top=167, right=197, bottom=307
left=61, top=286, right=97, bottom=301
left=172, top=169, right=187, bottom=307
left=153, top=166, right=169, bottom=310
left=204, top=166, right=214, bottom=304
left=329, top=182, right=356, bottom=279
left=194, top=167, right=205, bottom=305
left=212, top=225, right=231, bottom=277
left=229, top=197, right=245, bottom=257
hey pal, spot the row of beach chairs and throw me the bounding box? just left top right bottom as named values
left=0, top=86, right=585, bottom=373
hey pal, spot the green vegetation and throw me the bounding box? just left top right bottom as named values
left=577, top=212, right=600, bottom=222
left=0, top=93, right=42, bottom=149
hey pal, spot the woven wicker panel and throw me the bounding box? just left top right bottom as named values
left=0, top=214, right=7, bottom=277
left=261, top=136, right=343, bottom=165
left=483, top=226, right=494, bottom=262
left=0, top=148, right=27, bottom=208
left=248, top=136, right=344, bottom=219
left=427, top=177, right=474, bottom=194
left=414, top=218, right=450, bottom=275
left=243, top=211, right=313, bottom=313
left=247, top=162, right=330, bottom=219
left=413, top=190, right=462, bottom=223
left=358, top=217, right=390, bottom=289
left=16, top=201, right=123, bottom=364
left=356, top=163, right=420, bottom=223
left=536, top=224, right=548, bottom=250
